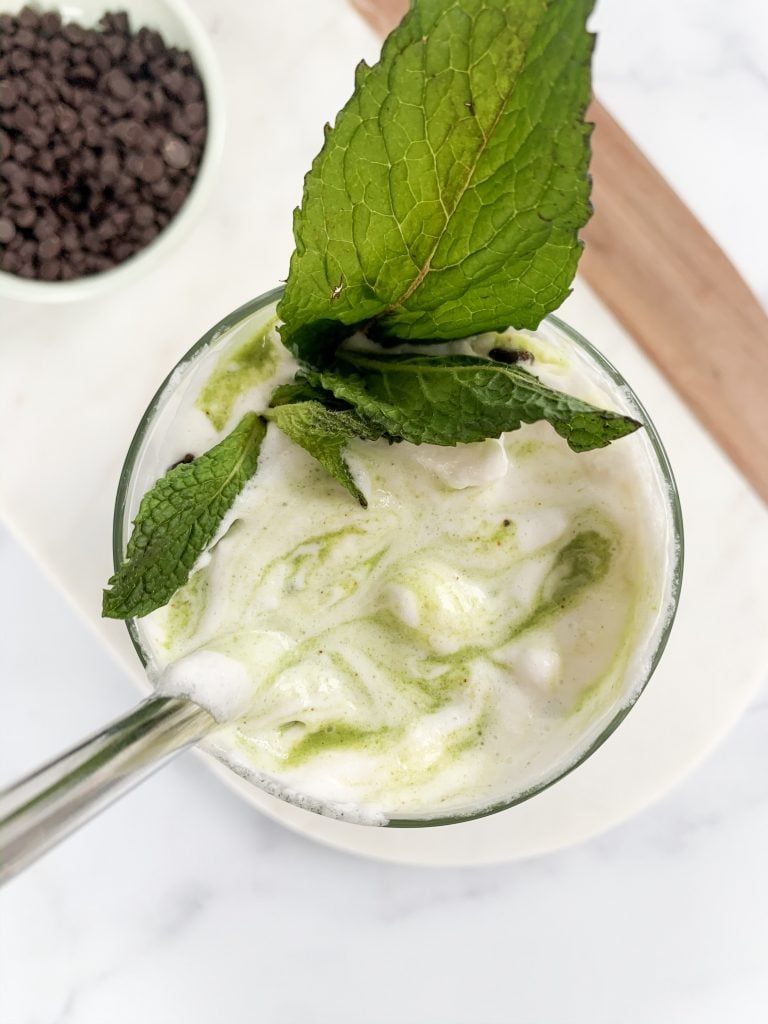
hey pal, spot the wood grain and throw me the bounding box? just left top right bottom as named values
left=349, top=0, right=768, bottom=503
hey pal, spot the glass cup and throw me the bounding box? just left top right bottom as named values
left=114, top=286, right=684, bottom=826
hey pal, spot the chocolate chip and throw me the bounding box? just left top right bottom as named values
left=38, top=234, right=62, bottom=260
left=49, top=37, right=69, bottom=63
left=105, top=67, right=134, bottom=100
left=90, top=46, right=110, bottom=73
left=136, top=154, right=164, bottom=184
left=39, top=258, right=61, bottom=279
left=10, top=49, right=33, bottom=73
left=489, top=347, right=534, bottom=365
left=18, top=6, right=41, bottom=30
left=0, top=218, right=17, bottom=244
left=15, top=27, right=38, bottom=50
left=14, top=208, right=36, bottom=229
left=185, top=101, right=205, bottom=127
left=57, top=104, right=78, bottom=133
left=39, top=11, right=62, bottom=37
left=12, top=141, right=34, bottom=163
left=69, top=63, right=98, bottom=86
left=133, top=202, right=155, bottom=227
left=162, top=136, right=191, bottom=169
left=62, top=24, right=86, bottom=46
left=0, top=80, right=19, bottom=109
left=14, top=103, right=37, bottom=130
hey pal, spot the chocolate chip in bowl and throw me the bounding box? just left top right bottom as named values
left=0, top=0, right=223, bottom=301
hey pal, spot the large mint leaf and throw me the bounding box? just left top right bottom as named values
left=279, top=0, right=595, bottom=365
left=268, top=400, right=381, bottom=506
left=103, top=413, right=266, bottom=619
left=312, top=352, right=640, bottom=452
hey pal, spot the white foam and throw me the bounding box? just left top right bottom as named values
left=155, top=650, right=253, bottom=722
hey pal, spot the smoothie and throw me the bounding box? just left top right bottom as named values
left=124, top=295, right=679, bottom=825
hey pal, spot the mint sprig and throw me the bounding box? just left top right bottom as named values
left=308, top=352, right=639, bottom=452
left=278, top=0, right=595, bottom=366
left=104, top=413, right=266, bottom=619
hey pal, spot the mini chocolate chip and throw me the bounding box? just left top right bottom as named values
left=49, top=37, right=69, bottom=62
left=39, top=11, right=62, bottom=36
left=36, top=150, right=55, bottom=173
left=26, top=125, right=48, bottom=147
left=137, top=154, right=164, bottom=184
left=90, top=45, right=110, bottom=73
left=150, top=177, right=171, bottom=197
left=33, top=217, right=56, bottom=240
left=38, top=234, right=62, bottom=260
left=110, top=12, right=130, bottom=34
left=111, top=118, right=143, bottom=146
left=166, top=185, right=188, bottom=213
left=133, top=202, right=155, bottom=227
left=15, top=27, right=38, bottom=50
left=185, top=101, right=205, bottom=127
left=39, top=258, right=61, bottom=280
left=12, top=141, right=34, bottom=164
left=0, top=218, right=17, bottom=244
left=56, top=104, right=78, bottom=133
left=103, top=33, right=126, bottom=61
left=15, top=208, right=36, bottom=229
left=105, top=68, right=134, bottom=101
left=62, top=24, right=86, bottom=46
left=68, top=63, right=97, bottom=86
left=10, top=50, right=33, bottom=73
left=162, top=136, right=190, bottom=169
left=0, top=81, right=19, bottom=109
left=14, top=103, right=37, bottom=130
left=488, top=347, right=534, bottom=364
left=0, top=250, right=20, bottom=272
left=181, top=77, right=202, bottom=103
left=18, top=6, right=40, bottom=30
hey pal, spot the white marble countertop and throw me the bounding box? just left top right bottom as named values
left=2, top=0, right=768, bottom=1020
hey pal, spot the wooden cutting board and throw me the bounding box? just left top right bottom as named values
left=352, top=0, right=768, bottom=504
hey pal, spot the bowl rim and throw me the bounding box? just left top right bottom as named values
left=0, top=0, right=225, bottom=303
left=113, top=287, right=685, bottom=828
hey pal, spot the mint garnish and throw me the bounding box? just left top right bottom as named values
left=267, top=401, right=381, bottom=507
left=278, top=0, right=595, bottom=366
left=105, top=0, right=635, bottom=622
left=103, top=413, right=266, bottom=619
left=309, top=351, right=639, bottom=452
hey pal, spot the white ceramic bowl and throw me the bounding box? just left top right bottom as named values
left=0, top=0, right=225, bottom=303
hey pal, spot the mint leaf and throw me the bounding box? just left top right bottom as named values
left=103, top=413, right=266, bottom=619
left=268, top=401, right=381, bottom=506
left=279, top=0, right=595, bottom=365
left=269, top=377, right=345, bottom=409
left=312, top=352, right=639, bottom=452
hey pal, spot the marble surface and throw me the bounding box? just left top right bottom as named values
left=2, top=530, right=768, bottom=1021
left=2, top=0, right=768, bottom=1020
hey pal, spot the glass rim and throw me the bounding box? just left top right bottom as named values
left=113, top=286, right=684, bottom=828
